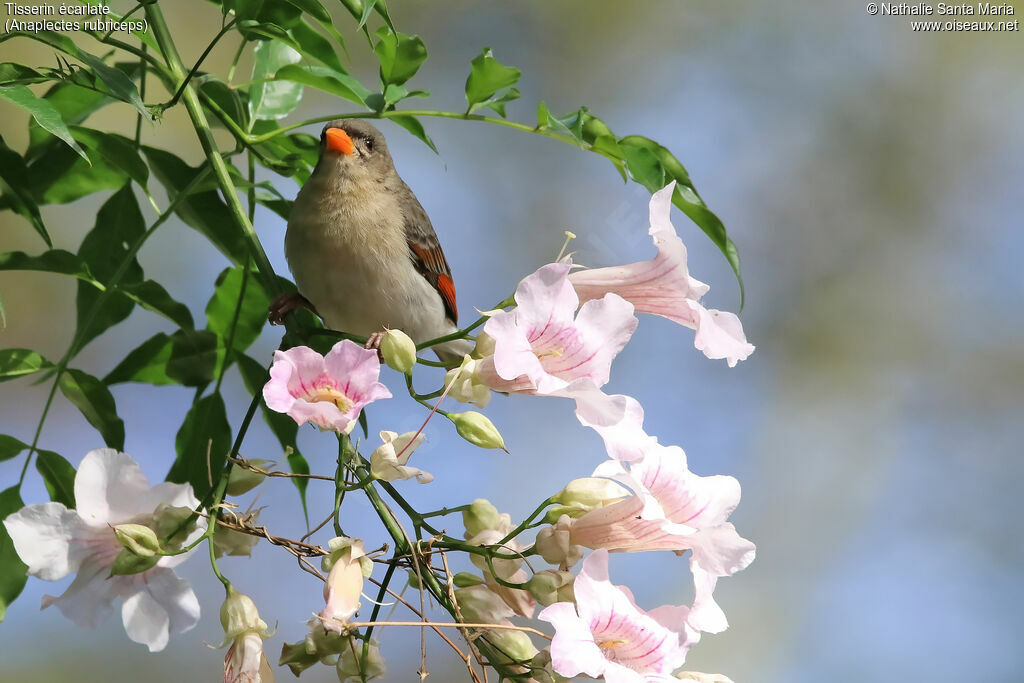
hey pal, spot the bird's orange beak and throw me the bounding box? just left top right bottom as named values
left=325, top=127, right=355, bottom=155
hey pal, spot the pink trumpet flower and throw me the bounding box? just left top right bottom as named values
left=568, top=182, right=754, bottom=367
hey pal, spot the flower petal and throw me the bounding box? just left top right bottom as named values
left=3, top=502, right=87, bottom=580
left=686, top=302, right=755, bottom=368
left=74, top=449, right=152, bottom=525
left=537, top=602, right=606, bottom=679
left=41, top=554, right=121, bottom=627
left=513, top=262, right=579, bottom=332
left=121, top=585, right=171, bottom=652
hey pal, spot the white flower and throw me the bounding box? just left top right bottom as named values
left=220, top=588, right=274, bottom=683
left=369, top=430, right=433, bottom=484
left=2, top=449, right=204, bottom=651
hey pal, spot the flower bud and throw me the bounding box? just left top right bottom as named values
left=454, top=584, right=513, bottom=624
left=319, top=537, right=369, bottom=634
left=534, top=516, right=583, bottom=569
left=109, top=547, right=160, bottom=576
left=214, top=510, right=261, bottom=558
left=552, top=477, right=628, bottom=510
left=225, top=459, right=273, bottom=496
left=220, top=587, right=269, bottom=640
left=380, top=328, right=417, bottom=374
left=112, top=523, right=161, bottom=558
left=337, top=636, right=386, bottom=681
left=545, top=478, right=628, bottom=523
left=676, top=673, right=736, bottom=683
left=449, top=411, right=507, bottom=451
left=452, top=572, right=484, bottom=588
left=472, top=331, right=496, bottom=358
left=463, top=499, right=502, bottom=537
left=444, top=356, right=492, bottom=408
left=486, top=629, right=538, bottom=664
left=524, top=570, right=575, bottom=606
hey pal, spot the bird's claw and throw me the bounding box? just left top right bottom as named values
left=365, top=331, right=386, bottom=362
left=268, top=292, right=315, bottom=325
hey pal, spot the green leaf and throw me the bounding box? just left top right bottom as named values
left=0, top=134, right=50, bottom=246
left=35, top=450, right=76, bottom=508
left=237, top=353, right=309, bottom=522
left=388, top=115, right=437, bottom=153
left=121, top=280, right=195, bottom=330
left=167, top=329, right=220, bottom=388
left=0, top=84, right=89, bottom=162
left=621, top=144, right=665, bottom=192
left=535, top=101, right=576, bottom=139
left=26, top=82, right=112, bottom=161
left=103, top=333, right=175, bottom=386
left=199, top=76, right=249, bottom=131
left=74, top=185, right=144, bottom=350
left=143, top=147, right=249, bottom=264
left=58, top=368, right=125, bottom=450
left=69, top=127, right=150, bottom=194
left=0, top=435, right=28, bottom=462
left=26, top=142, right=128, bottom=205
left=206, top=266, right=270, bottom=355
left=289, top=18, right=345, bottom=72
left=281, top=0, right=332, bottom=23
left=0, top=249, right=93, bottom=280
left=0, top=485, right=29, bottom=622
left=0, top=349, right=52, bottom=382
left=0, top=62, right=47, bottom=84
left=168, top=393, right=231, bottom=498
left=465, top=48, right=521, bottom=115
left=73, top=49, right=148, bottom=118
left=273, top=64, right=370, bottom=106
left=249, top=40, right=304, bottom=121
left=339, top=0, right=393, bottom=30
left=373, top=27, right=427, bottom=86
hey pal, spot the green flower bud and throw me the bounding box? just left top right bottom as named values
left=463, top=499, right=502, bottom=537
left=112, top=523, right=160, bottom=557
left=487, top=629, right=538, bottom=665
left=553, top=477, right=628, bottom=509
left=449, top=411, right=507, bottom=451
left=452, top=572, right=485, bottom=588
left=225, top=459, right=273, bottom=496
left=525, top=570, right=575, bottom=606
left=220, top=587, right=269, bottom=640
left=472, top=331, right=496, bottom=358
left=108, top=547, right=160, bottom=576
left=380, top=328, right=417, bottom=374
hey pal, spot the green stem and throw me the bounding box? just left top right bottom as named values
left=159, top=18, right=238, bottom=111
left=144, top=3, right=281, bottom=301
left=246, top=110, right=625, bottom=169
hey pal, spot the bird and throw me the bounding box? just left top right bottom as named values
left=269, top=120, right=471, bottom=363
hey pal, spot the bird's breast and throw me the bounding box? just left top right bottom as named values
left=283, top=176, right=445, bottom=340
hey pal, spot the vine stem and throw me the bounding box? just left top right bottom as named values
left=246, top=110, right=623, bottom=171
left=143, top=3, right=282, bottom=302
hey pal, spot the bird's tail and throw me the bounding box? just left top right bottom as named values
left=432, top=337, right=474, bottom=365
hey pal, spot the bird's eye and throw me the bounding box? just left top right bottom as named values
left=364, top=137, right=375, bottom=152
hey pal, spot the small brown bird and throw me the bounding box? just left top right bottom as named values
left=271, top=120, right=470, bottom=362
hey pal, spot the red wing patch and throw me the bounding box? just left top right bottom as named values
left=408, top=242, right=458, bottom=323
left=436, top=273, right=458, bottom=323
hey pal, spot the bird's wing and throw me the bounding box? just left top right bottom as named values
left=402, top=191, right=458, bottom=325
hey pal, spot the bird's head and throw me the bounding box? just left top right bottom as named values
left=317, top=119, right=393, bottom=182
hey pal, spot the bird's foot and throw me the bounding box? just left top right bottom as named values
left=268, top=292, right=316, bottom=325
left=365, top=331, right=386, bottom=362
